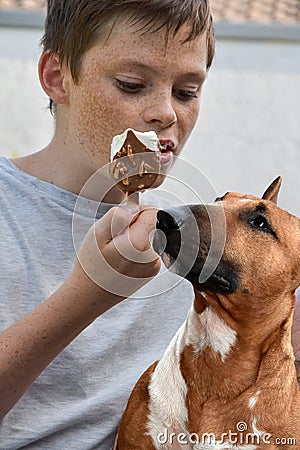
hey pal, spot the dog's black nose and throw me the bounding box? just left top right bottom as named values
left=153, top=209, right=181, bottom=256
left=156, top=210, right=180, bottom=232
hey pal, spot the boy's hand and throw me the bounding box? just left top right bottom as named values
left=0, top=204, right=161, bottom=418
left=292, top=289, right=300, bottom=385
left=71, top=205, right=161, bottom=304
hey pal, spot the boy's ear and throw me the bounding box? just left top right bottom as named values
left=38, top=50, right=70, bottom=105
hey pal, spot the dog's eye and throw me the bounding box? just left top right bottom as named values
left=249, top=215, right=271, bottom=233
left=247, top=213, right=278, bottom=239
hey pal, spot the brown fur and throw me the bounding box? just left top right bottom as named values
left=117, top=362, right=158, bottom=449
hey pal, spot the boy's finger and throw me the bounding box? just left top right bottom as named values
left=94, top=205, right=140, bottom=242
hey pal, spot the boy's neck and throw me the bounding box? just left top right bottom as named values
left=11, top=141, right=126, bottom=204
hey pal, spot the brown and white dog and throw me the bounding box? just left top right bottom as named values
left=115, top=177, right=300, bottom=449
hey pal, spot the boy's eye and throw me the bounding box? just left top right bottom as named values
left=173, top=89, right=199, bottom=101
left=116, top=79, right=144, bottom=93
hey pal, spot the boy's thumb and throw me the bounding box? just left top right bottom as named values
left=110, top=204, right=140, bottom=238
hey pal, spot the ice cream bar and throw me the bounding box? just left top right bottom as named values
left=110, top=128, right=162, bottom=194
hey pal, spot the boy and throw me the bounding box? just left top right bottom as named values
left=0, top=1, right=214, bottom=448
left=0, top=1, right=298, bottom=449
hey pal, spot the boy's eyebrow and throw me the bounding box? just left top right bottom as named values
left=176, top=71, right=207, bottom=84
left=114, top=60, right=207, bottom=83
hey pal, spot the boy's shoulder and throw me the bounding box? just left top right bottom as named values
left=0, top=155, right=19, bottom=191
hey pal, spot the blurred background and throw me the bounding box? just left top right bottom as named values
left=0, top=0, right=299, bottom=215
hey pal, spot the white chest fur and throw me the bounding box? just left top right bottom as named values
left=146, top=304, right=237, bottom=449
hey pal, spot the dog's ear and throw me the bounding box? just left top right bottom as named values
left=262, top=176, right=282, bottom=204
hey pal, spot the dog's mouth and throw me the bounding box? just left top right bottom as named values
left=186, top=262, right=239, bottom=294
left=156, top=250, right=238, bottom=295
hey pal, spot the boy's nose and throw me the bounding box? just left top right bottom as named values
left=143, top=94, right=177, bottom=128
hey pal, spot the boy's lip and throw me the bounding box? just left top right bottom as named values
left=159, top=139, right=175, bottom=165
left=159, top=139, right=175, bottom=166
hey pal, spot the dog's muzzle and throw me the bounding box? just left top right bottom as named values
left=153, top=206, right=240, bottom=295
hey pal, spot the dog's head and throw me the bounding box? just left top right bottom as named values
left=153, top=177, right=300, bottom=304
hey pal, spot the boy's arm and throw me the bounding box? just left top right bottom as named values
left=0, top=206, right=160, bottom=418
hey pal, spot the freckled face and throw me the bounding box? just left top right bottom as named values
left=63, top=18, right=208, bottom=175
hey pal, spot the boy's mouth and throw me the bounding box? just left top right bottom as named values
left=159, top=140, right=175, bottom=165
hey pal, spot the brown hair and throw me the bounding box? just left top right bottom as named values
left=41, top=0, right=215, bottom=112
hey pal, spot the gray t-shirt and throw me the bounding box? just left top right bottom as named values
left=0, top=156, right=193, bottom=450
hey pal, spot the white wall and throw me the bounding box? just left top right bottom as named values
left=0, top=27, right=52, bottom=156
left=0, top=26, right=299, bottom=215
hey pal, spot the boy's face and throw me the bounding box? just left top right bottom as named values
left=61, top=17, right=208, bottom=180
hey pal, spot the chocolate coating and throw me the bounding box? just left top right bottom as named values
left=110, top=130, right=161, bottom=193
